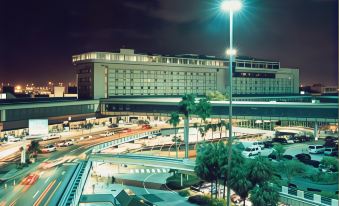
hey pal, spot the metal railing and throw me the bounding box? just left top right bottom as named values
left=91, top=130, right=161, bottom=153
left=280, top=186, right=338, bottom=206
left=58, top=161, right=92, bottom=206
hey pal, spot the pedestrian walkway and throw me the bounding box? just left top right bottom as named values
left=129, top=168, right=170, bottom=174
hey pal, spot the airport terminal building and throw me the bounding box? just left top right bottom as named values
left=72, top=49, right=299, bottom=99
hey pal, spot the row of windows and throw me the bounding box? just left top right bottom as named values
left=73, top=52, right=280, bottom=70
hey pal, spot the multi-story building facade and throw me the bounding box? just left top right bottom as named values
left=72, top=49, right=299, bottom=99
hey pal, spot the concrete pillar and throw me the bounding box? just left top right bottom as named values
left=281, top=186, right=288, bottom=194
left=331, top=199, right=338, bottom=206
left=21, top=145, right=26, bottom=164
left=297, top=190, right=304, bottom=199
left=314, top=122, right=318, bottom=141
left=313, top=194, right=321, bottom=204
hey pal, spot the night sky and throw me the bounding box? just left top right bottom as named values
left=0, top=0, right=337, bottom=86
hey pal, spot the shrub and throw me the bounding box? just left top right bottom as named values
left=188, top=195, right=209, bottom=205
left=178, top=189, right=190, bottom=197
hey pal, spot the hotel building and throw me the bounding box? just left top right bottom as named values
left=72, top=49, right=299, bottom=99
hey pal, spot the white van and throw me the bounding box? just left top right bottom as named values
left=7, top=136, right=21, bottom=142
left=308, top=145, right=325, bottom=154
left=242, top=146, right=261, bottom=158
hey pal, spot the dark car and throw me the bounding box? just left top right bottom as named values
left=268, top=152, right=277, bottom=160
left=272, top=137, right=287, bottom=144
left=295, top=153, right=311, bottom=161
left=330, top=151, right=338, bottom=157
left=283, top=155, right=293, bottom=160
left=264, top=141, right=274, bottom=148
left=302, top=159, right=320, bottom=168
left=324, top=136, right=338, bottom=142
left=297, top=135, right=311, bottom=142
left=323, top=140, right=338, bottom=148
left=109, top=124, right=118, bottom=128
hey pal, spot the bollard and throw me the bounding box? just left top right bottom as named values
left=13, top=180, right=16, bottom=186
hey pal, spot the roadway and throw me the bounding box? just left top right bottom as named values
left=0, top=126, right=158, bottom=206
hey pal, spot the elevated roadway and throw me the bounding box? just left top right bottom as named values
left=89, top=154, right=195, bottom=172
left=101, top=97, right=338, bottom=122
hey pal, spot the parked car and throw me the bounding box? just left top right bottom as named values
left=7, top=136, right=21, bottom=142
left=57, top=139, right=74, bottom=147
left=268, top=152, right=277, bottom=160
left=330, top=151, right=338, bottom=157
left=295, top=135, right=311, bottom=142
left=324, top=147, right=338, bottom=156
left=122, top=128, right=132, bottom=133
left=108, top=124, right=119, bottom=128
left=263, top=141, right=274, bottom=148
left=295, top=153, right=311, bottom=161
left=287, top=137, right=295, bottom=144
left=272, top=137, right=288, bottom=144
left=324, top=136, right=338, bottom=142
left=80, top=135, right=92, bottom=140
left=42, top=133, right=61, bottom=141
left=303, top=159, right=320, bottom=168
left=141, top=124, right=152, bottom=129
left=242, top=146, right=261, bottom=158
left=283, top=155, right=293, bottom=160
left=99, top=132, right=115, bottom=137
left=41, top=144, right=57, bottom=153
left=308, top=145, right=325, bottom=154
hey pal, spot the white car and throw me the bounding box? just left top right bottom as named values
left=7, top=136, right=21, bottom=142
left=42, top=134, right=61, bottom=141
left=57, top=139, right=74, bottom=147
left=308, top=145, right=325, bottom=154
left=242, top=146, right=261, bottom=158
left=41, top=144, right=57, bottom=153
left=99, top=132, right=114, bottom=137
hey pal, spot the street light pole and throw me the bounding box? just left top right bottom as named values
left=226, top=10, right=234, bottom=206
left=221, top=1, right=242, bottom=206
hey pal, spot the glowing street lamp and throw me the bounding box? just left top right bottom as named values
left=226, top=48, right=237, bottom=56
left=220, top=1, right=242, bottom=206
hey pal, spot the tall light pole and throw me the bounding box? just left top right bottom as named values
left=221, top=1, right=242, bottom=206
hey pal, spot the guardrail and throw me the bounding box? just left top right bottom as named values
left=280, top=186, right=338, bottom=206
left=58, top=161, right=92, bottom=206
left=92, top=130, right=161, bottom=153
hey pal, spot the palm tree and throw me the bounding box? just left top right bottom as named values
left=179, top=94, right=196, bottom=158
left=199, top=126, right=206, bottom=141
left=193, top=122, right=199, bottom=143
left=249, top=183, right=279, bottom=206
left=230, top=167, right=252, bottom=206
left=28, top=140, right=40, bottom=158
left=219, top=143, right=245, bottom=199
left=195, top=143, right=219, bottom=199
left=247, top=156, right=274, bottom=186
left=217, top=119, right=226, bottom=139
left=211, top=124, right=217, bottom=140
left=167, top=112, right=181, bottom=158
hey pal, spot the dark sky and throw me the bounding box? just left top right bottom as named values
left=0, top=0, right=337, bottom=86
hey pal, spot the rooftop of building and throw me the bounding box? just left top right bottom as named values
left=72, top=48, right=281, bottom=69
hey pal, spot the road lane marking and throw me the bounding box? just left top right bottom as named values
left=143, top=173, right=155, bottom=194
left=39, top=171, right=45, bottom=176
left=43, top=181, right=62, bottom=206
left=61, top=171, right=66, bottom=176
left=33, top=179, right=56, bottom=206
left=33, top=190, right=40, bottom=199
left=45, top=176, right=51, bottom=183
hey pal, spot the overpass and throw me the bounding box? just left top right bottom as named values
left=89, top=153, right=196, bottom=172
left=100, top=97, right=338, bottom=123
